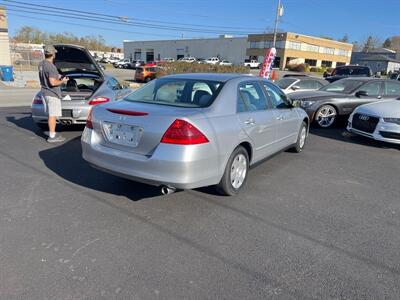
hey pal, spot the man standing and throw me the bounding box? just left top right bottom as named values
left=39, top=45, right=68, bottom=143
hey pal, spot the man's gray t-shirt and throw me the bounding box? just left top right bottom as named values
left=39, top=60, right=62, bottom=98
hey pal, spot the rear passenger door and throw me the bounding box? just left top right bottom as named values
left=262, top=82, right=300, bottom=149
left=382, top=81, right=400, bottom=99
left=236, top=81, right=278, bottom=161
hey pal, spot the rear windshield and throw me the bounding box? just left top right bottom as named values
left=332, top=67, right=370, bottom=76
left=276, top=78, right=297, bottom=89
left=320, top=79, right=365, bottom=94
left=124, top=78, right=224, bottom=107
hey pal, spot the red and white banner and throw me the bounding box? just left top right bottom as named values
left=259, top=47, right=276, bottom=79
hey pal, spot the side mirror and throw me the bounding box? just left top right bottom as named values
left=291, top=85, right=300, bottom=91
left=355, top=90, right=368, bottom=97
left=284, top=96, right=294, bottom=107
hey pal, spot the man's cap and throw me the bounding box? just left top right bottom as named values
left=44, top=45, right=57, bottom=55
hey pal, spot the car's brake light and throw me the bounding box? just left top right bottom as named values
left=32, top=95, right=43, bottom=105
left=161, top=119, right=209, bottom=145
left=106, top=108, right=148, bottom=116
left=88, top=97, right=110, bottom=105
left=86, top=109, right=93, bottom=129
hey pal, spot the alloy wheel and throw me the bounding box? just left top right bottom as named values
left=316, top=105, right=336, bottom=128
left=230, top=154, right=247, bottom=189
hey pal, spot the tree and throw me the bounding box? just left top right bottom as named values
left=352, top=41, right=361, bottom=52
left=382, top=38, right=392, bottom=49
left=12, top=26, right=113, bottom=51
left=339, top=34, right=349, bottom=43
left=362, top=35, right=382, bottom=52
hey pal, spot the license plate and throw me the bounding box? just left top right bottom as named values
left=102, top=121, right=143, bottom=147
left=62, top=109, right=73, bottom=117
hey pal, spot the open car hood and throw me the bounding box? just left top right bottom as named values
left=53, top=44, right=104, bottom=78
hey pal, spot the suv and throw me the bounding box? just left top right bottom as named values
left=205, top=57, right=220, bottom=65
left=324, top=65, right=372, bottom=83
left=244, top=59, right=261, bottom=69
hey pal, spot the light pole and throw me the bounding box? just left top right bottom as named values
left=272, top=0, right=282, bottom=48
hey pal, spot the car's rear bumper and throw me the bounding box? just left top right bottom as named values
left=81, top=128, right=223, bottom=189
left=347, top=119, right=400, bottom=145
left=31, top=103, right=91, bottom=124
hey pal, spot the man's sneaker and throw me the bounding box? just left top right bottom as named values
left=47, top=134, right=66, bottom=143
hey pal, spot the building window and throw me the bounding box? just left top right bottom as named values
left=336, top=62, right=346, bottom=67
left=288, top=41, right=301, bottom=50
left=337, top=49, right=348, bottom=56
left=250, top=41, right=258, bottom=48
left=324, top=47, right=335, bottom=55
left=306, top=44, right=319, bottom=52
left=305, top=59, right=317, bottom=66
left=321, top=60, right=332, bottom=67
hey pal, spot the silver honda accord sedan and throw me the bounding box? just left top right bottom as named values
left=81, top=73, right=309, bottom=195
left=31, top=44, right=131, bottom=128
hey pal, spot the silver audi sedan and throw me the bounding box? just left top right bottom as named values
left=82, top=73, right=309, bottom=195
left=31, top=44, right=131, bottom=128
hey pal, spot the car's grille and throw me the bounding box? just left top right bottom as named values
left=352, top=114, right=379, bottom=133
left=62, top=109, right=73, bottom=118
left=379, top=131, right=400, bottom=140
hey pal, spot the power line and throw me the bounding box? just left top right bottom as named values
left=1, top=0, right=264, bottom=33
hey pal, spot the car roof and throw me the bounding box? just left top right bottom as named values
left=163, top=73, right=252, bottom=82
left=337, top=77, right=383, bottom=82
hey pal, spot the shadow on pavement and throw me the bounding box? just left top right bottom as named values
left=38, top=136, right=161, bottom=201
left=310, top=122, right=400, bottom=151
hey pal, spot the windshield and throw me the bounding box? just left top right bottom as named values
left=320, top=79, right=365, bottom=94
left=276, top=78, right=297, bottom=89
left=333, top=67, right=370, bottom=76
left=124, top=78, right=224, bottom=108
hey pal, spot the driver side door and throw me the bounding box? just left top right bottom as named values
left=345, top=81, right=383, bottom=113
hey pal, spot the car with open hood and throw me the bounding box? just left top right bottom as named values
left=31, top=44, right=131, bottom=128
left=81, top=73, right=309, bottom=196
left=289, top=78, right=400, bottom=128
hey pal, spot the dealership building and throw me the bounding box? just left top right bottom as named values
left=247, top=32, right=353, bottom=69
left=124, top=32, right=353, bottom=70
left=124, top=35, right=247, bottom=64
left=0, top=6, right=12, bottom=66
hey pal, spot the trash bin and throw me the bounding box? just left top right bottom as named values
left=0, top=66, right=14, bottom=81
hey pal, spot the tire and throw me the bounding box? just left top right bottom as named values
left=216, top=146, right=249, bottom=196
left=292, top=121, right=307, bottom=153
left=314, top=104, right=337, bottom=128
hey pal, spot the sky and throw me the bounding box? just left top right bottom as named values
left=2, top=0, right=400, bottom=47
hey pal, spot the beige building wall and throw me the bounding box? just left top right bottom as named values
left=0, top=6, right=12, bottom=65
left=247, top=32, right=353, bottom=70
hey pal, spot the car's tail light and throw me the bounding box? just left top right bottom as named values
left=86, top=109, right=93, bottom=129
left=161, top=119, right=209, bottom=145
left=88, top=97, right=110, bottom=105
left=106, top=108, right=148, bottom=116
left=32, top=95, right=43, bottom=105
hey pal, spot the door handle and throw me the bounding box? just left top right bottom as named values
left=377, top=95, right=382, bottom=99
left=244, top=118, right=255, bottom=125
left=276, top=115, right=284, bottom=120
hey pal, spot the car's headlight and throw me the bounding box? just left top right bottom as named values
left=383, top=118, right=400, bottom=125
left=300, top=100, right=315, bottom=108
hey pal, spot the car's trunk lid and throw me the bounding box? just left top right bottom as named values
left=54, top=44, right=104, bottom=78
left=93, top=100, right=204, bottom=156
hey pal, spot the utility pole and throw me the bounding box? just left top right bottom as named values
left=272, top=0, right=282, bottom=48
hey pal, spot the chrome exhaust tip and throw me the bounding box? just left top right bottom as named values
left=161, top=185, right=176, bottom=195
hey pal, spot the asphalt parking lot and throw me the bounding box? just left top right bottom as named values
left=0, top=105, right=399, bottom=299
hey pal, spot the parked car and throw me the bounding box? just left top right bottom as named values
left=205, top=57, right=220, bottom=65
left=114, top=59, right=131, bottom=68
left=163, top=57, right=175, bottom=62
left=178, top=57, right=196, bottom=63
left=276, top=77, right=328, bottom=94
left=31, top=44, right=131, bottom=128
left=81, top=73, right=309, bottom=196
left=219, top=60, right=233, bottom=66
left=347, top=99, right=400, bottom=144
left=323, top=65, right=373, bottom=83
left=107, top=57, right=121, bottom=64
left=289, top=78, right=400, bottom=128
left=244, top=59, right=261, bottom=69
left=134, top=66, right=159, bottom=82
left=389, top=72, right=400, bottom=81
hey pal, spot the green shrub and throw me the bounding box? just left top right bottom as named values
left=156, top=62, right=249, bottom=77
left=287, top=63, right=310, bottom=73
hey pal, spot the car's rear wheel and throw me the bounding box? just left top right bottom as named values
left=292, top=121, right=307, bottom=153
left=314, top=105, right=337, bottom=128
left=216, top=146, right=249, bottom=196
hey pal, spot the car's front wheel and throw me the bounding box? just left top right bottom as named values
left=216, top=146, right=249, bottom=196
left=292, top=121, right=308, bottom=153
left=314, top=104, right=337, bottom=128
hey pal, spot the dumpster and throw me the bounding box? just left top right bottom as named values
left=0, top=66, right=14, bottom=81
